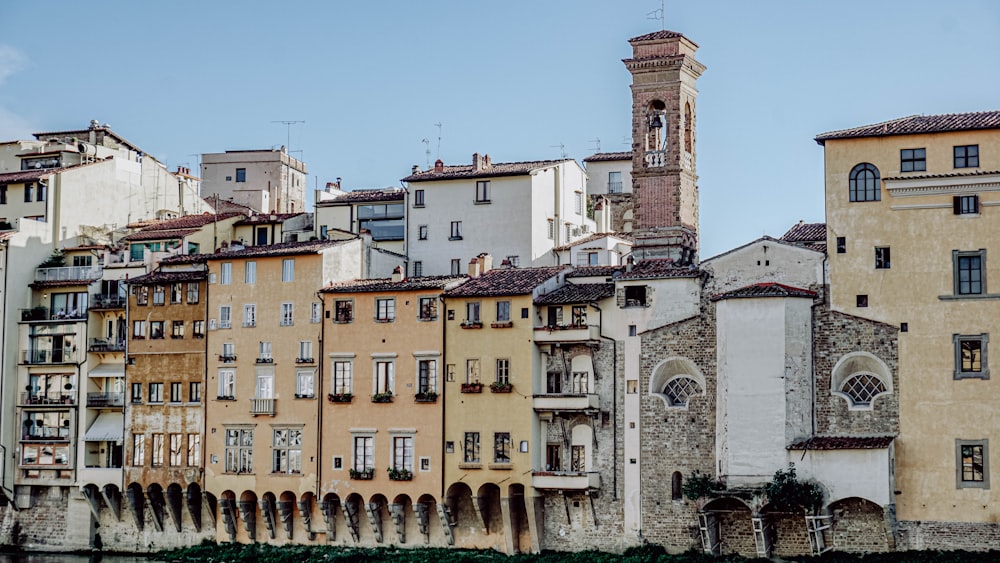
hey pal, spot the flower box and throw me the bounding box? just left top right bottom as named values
left=491, top=322, right=513, bottom=328
left=414, top=392, right=438, bottom=403
left=460, top=322, right=483, bottom=329
left=349, top=468, right=374, bottom=480
left=327, top=393, right=353, bottom=403
left=460, top=383, right=483, bottom=393
left=387, top=467, right=413, bottom=481
left=371, top=392, right=394, bottom=403
left=490, top=382, right=513, bottom=393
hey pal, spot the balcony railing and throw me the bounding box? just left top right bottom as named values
left=89, top=338, right=126, bottom=352
left=21, top=349, right=80, bottom=365
left=34, top=265, right=102, bottom=283
left=607, top=181, right=623, bottom=193
left=20, top=307, right=87, bottom=322
left=249, top=397, right=276, bottom=416
left=532, top=393, right=599, bottom=412
left=87, top=392, right=125, bottom=407
left=533, top=324, right=601, bottom=344
left=532, top=471, right=600, bottom=491
left=89, top=294, right=127, bottom=310
left=20, top=392, right=75, bottom=406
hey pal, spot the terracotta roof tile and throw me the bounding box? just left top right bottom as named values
left=629, top=30, right=685, bottom=42
left=618, top=259, right=699, bottom=280
left=130, top=212, right=245, bottom=232
left=201, top=238, right=354, bottom=260
left=321, top=275, right=467, bottom=294
left=402, top=159, right=570, bottom=182
left=319, top=188, right=405, bottom=204
left=815, top=110, right=1000, bottom=144
left=884, top=169, right=1000, bottom=181
left=780, top=222, right=827, bottom=244
left=788, top=436, right=895, bottom=450
left=202, top=195, right=257, bottom=214
left=583, top=151, right=631, bottom=163
left=234, top=213, right=305, bottom=226
left=536, top=283, right=615, bottom=305
left=122, top=228, right=198, bottom=242
left=30, top=277, right=101, bottom=289
left=552, top=232, right=633, bottom=252
left=566, top=265, right=626, bottom=279
left=0, top=169, right=54, bottom=184
left=126, top=270, right=207, bottom=285
left=444, top=266, right=568, bottom=297
left=712, top=282, right=817, bottom=302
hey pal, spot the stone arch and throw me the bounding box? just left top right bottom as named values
left=569, top=354, right=594, bottom=394
left=186, top=482, right=203, bottom=531
left=831, top=351, right=892, bottom=410
left=238, top=490, right=258, bottom=541
left=146, top=483, right=166, bottom=531
left=570, top=424, right=593, bottom=472
left=320, top=492, right=341, bottom=542
left=444, top=482, right=476, bottom=543
left=827, top=496, right=889, bottom=553
left=276, top=491, right=297, bottom=540
left=391, top=493, right=415, bottom=544
left=165, top=482, right=184, bottom=532
left=649, top=356, right=705, bottom=408
left=477, top=483, right=502, bottom=535
left=125, top=482, right=145, bottom=530
left=702, top=497, right=755, bottom=557
left=645, top=99, right=668, bottom=152
left=219, top=490, right=238, bottom=542
left=344, top=493, right=366, bottom=543
left=507, top=483, right=530, bottom=554
left=671, top=471, right=683, bottom=501
left=415, top=493, right=438, bottom=544
left=761, top=502, right=809, bottom=558
left=368, top=493, right=390, bottom=543
left=260, top=491, right=278, bottom=540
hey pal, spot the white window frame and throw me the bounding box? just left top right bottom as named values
left=374, top=360, right=395, bottom=395
left=282, top=258, right=295, bottom=282
left=296, top=369, right=315, bottom=397
left=220, top=262, right=232, bottom=285
left=219, top=305, right=232, bottom=329
left=281, top=302, right=294, bottom=326
left=272, top=427, right=303, bottom=474
left=218, top=369, right=236, bottom=398
left=310, top=302, right=322, bottom=323
left=332, top=360, right=353, bottom=395
left=375, top=298, right=395, bottom=322
left=352, top=435, right=374, bottom=472
left=245, top=261, right=256, bottom=284
left=243, top=304, right=256, bottom=327
left=393, top=435, right=414, bottom=472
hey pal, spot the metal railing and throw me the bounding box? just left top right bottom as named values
left=20, top=307, right=87, bottom=322
left=249, top=397, right=276, bottom=416
left=34, top=265, right=101, bottom=282
left=21, top=349, right=80, bottom=365
left=87, top=392, right=125, bottom=407
left=20, top=392, right=75, bottom=405
left=89, top=338, right=126, bottom=352
left=89, top=294, right=127, bottom=309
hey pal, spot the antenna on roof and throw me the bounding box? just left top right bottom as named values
left=551, top=143, right=567, bottom=159
left=421, top=138, right=431, bottom=168
left=588, top=138, right=601, bottom=153
left=434, top=122, right=443, bottom=160
left=621, top=135, right=631, bottom=147
left=646, top=0, right=665, bottom=30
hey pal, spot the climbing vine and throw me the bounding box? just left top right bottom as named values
left=763, top=463, right=824, bottom=514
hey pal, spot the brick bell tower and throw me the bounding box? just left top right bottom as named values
left=624, top=30, right=706, bottom=264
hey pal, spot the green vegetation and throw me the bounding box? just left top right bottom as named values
left=681, top=470, right=725, bottom=501
left=154, top=543, right=1000, bottom=563
left=764, top=463, right=824, bottom=514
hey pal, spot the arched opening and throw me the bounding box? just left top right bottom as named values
left=125, top=482, right=145, bottom=531
left=165, top=482, right=184, bottom=532
left=444, top=482, right=476, bottom=545
left=828, top=497, right=889, bottom=553
left=320, top=493, right=341, bottom=542
left=368, top=493, right=390, bottom=543
left=831, top=352, right=892, bottom=410
left=569, top=355, right=593, bottom=394
left=146, top=483, right=166, bottom=531
left=416, top=493, right=438, bottom=544
left=391, top=494, right=414, bottom=544
left=671, top=471, right=683, bottom=501
left=344, top=493, right=365, bottom=542
left=849, top=163, right=881, bottom=202
left=260, top=491, right=278, bottom=540
left=219, top=490, right=238, bottom=542
left=702, top=497, right=755, bottom=557
left=508, top=483, right=530, bottom=554
left=238, top=490, right=259, bottom=542
left=684, top=101, right=693, bottom=154
left=570, top=424, right=592, bottom=472
left=186, top=483, right=203, bottom=531
left=649, top=356, right=705, bottom=409
left=277, top=491, right=297, bottom=540
left=645, top=99, right=668, bottom=154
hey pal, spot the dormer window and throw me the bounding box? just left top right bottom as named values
left=624, top=286, right=647, bottom=307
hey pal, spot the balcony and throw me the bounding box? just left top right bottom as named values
left=21, top=349, right=80, bottom=365
left=249, top=397, right=276, bottom=416
left=20, top=392, right=75, bottom=406
left=89, top=338, right=126, bottom=353
left=532, top=471, right=600, bottom=491
left=89, top=294, right=127, bottom=310
left=34, top=265, right=101, bottom=283
left=533, top=393, right=599, bottom=412
left=607, top=181, right=623, bottom=194
left=20, top=307, right=87, bottom=322
left=533, top=324, right=601, bottom=344
left=87, top=392, right=125, bottom=407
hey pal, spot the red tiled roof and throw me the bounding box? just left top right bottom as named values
left=629, top=30, right=685, bottom=42
left=788, top=436, right=895, bottom=450
left=130, top=212, right=246, bottom=233
left=566, top=265, right=626, bottom=279
left=552, top=232, right=633, bottom=252
left=0, top=169, right=53, bottom=184
left=126, top=270, right=207, bottom=285
left=618, top=259, right=699, bottom=280
left=884, top=169, right=1000, bottom=182
left=321, top=275, right=466, bottom=294
left=780, top=222, right=826, bottom=244
left=202, top=239, right=354, bottom=260
left=583, top=151, right=631, bottom=163
left=536, top=283, right=615, bottom=305
left=234, top=213, right=305, bottom=226
left=444, top=266, right=568, bottom=297
left=202, top=195, right=257, bottom=214
left=402, top=159, right=570, bottom=182
left=319, top=188, right=405, bottom=204
left=30, top=277, right=101, bottom=289
left=121, top=228, right=197, bottom=242
left=815, top=110, right=1000, bottom=144
left=33, top=125, right=141, bottom=152
left=712, top=282, right=817, bottom=302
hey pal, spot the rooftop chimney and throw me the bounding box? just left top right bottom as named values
left=468, top=257, right=481, bottom=278
left=477, top=253, right=493, bottom=274
left=392, top=265, right=404, bottom=282
left=412, top=165, right=420, bottom=174
left=500, top=258, right=512, bottom=268
left=626, top=255, right=634, bottom=272
left=472, top=152, right=484, bottom=171
left=434, top=159, right=444, bottom=173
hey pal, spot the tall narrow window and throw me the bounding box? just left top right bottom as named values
left=494, top=432, right=511, bottom=463
left=954, top=250, right=985, bottom=295
left=496, top=358, right=510, bottom=385
left=132, top=435, right=145, bottom=466
left=187, top=434, right=200, bottom=466
left=849, top=163, right=881, bottom=202
left=353, top=436, right=374, bottom=471
left=375, top=361, right=394, bottom=394
left=220, top=262, right=232, bottom=285
left=475, top=181, right=490, bottom=203
left=245, top=261, right=256, bottom=284
left=608, top=171, right=622, bottom=194
left=450, top=221, right=463, bottom=240
left=333, top=361, right=352, bottom=395
left=282, top=259, right=294, bottom=282
left=875, top=247, right=891, bottom=269
left=151, top=434, right=164, bottom=467
left=243, top=304, right=256, bottom=327
left=418, top=360, right=437, bottom=393
left=393, top=436, right=414, bottom=471
left=464, top=432, right=480, bottom=463
left=235, top=168, right=246, bottom=182
left=281, top=302, right=294, bottom=326
left=169, top=434, right=183, bottom=466
left=413, top=189, right=425, bottom=207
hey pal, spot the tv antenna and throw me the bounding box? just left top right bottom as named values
left=434, top=122, right=443, bottom=160
left=551, top=143, right=567, bottom=159
left=421, top=138, right=431, bottom=168
left=271, top=120, right=305, bottom=153
left=588, top=138, right=601, bottom=153
left=621, top=135, right=631, bottom=147
left=647, top=0, right=665, bottom=30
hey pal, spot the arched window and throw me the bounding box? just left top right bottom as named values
left=849, top=163, right=881, bottom=202
left=663, top=376, right=702, bottom=407
left=671, top=471, right=683, bottom=500
left=841, top=373, right=887, bottom=407
left=650, top=357, right=705, bottom=409
left=684, top=102, right=693, bottom=154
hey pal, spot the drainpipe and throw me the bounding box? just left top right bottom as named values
left=590, top=302, right=618, bottom=500
left=315, top=291, right=326, bottom=498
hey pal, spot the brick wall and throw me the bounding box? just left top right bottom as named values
left=897, top=520, right=1000, bottom=551
left=830, top=497, right=890, bottom=553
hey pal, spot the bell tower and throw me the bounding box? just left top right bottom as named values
left=624, top=30, right=706, bottom=264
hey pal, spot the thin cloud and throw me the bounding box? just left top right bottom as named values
left=0, top=44, right=26, bottom=85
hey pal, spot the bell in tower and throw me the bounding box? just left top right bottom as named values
left=623, top=30, right=706, bottom=264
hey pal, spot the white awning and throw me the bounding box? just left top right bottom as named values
left=84, top=412, right=123, bottom=442
left=89, top=363, right=124, bottom=378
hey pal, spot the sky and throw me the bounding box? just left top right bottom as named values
left=1, top=1, right=998, bottom=258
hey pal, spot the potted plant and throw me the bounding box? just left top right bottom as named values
left=460, top=320, right=483, bottom=329
left=490, top=381, right=513, bottom=393
left=349, top=468, right=374, bottom=480
left=371, top=392, right=394, bottom=403
left=387, top=467, right=413, bottom=481
left=327, top=392, right=352, bottom=403
left=460, top=382, right=483, bottom=393
left=414, top=391, right=438, bottom=402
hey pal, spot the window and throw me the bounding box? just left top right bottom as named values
left=334, top=299, right=353, bottom=322
left=235, top=168, right=246, bottom=182
left=849, top=163, right=881, bottom=202
left=151, top=434, right=164, bottom=467
left=494, top=432, right=511, bottom=463
left=353, top=436, right=374, bottom=471
left=193, top=320, right=205, bottom=338
left=187, top=434, right=200, bottom=466
left=875, top=247, right=891, bottom=269
left=418, top=360, right=437, bottom=393
left=466, top=358, right=481, bottom=383
left=170, top=283, right=183, bottom=304
left=220, top=262, right=232, bottom=285
left=218, top=369, right=236, bottom=399
left=419, top=297, right=437, bottom=321
left=282, top=259, right=295, bottom=282
left=496, top=358, right=510, bottom=385
left=608, top=171, right=622, bottom=193
left=572, top=305, right=587, bottom=326
left=170, top=382, right=183, bottom=403
left=571, top=445, right=586, bottom=472
left=272, top=428, right=303, bottom=474
left=954, top=334, right=989, bottom=379
left=575, top=191, right=583, bottom=214
left=132, top=320, right=147, bottom=340
left=358, top=203, right=405, bottom=240
left=225, top=428, right=253, bottom=473
left=298, top=341, right=313, bottom=362
left=150, top=321, right=165, bottom=339
left=836, top=237, right=846, bottom=254
left=296, top=369, right=315, bottom=397
left=134, top=286, right=148, bottom=306
left=955, top=145, right=979, bottom=168
left=954, top=250, right=985, bottom=295
left=220, top=306, right=232, bottom=329
left=243, top=304, right=256, bottom=327
left=245, top=261, right=256, bottom=284
left=393, top=436, right=414, bottom=472
left=0, top=185, right=5, bottom=204
left=662, top=376, right=702, bottom=407
left=547, top=219, right=554, bottom=240
left=413, top=189, right=425, bottom=207
left=466, top=302, right=481, bottom=323
left=954, top=195, right=979, bottom=215
left=956, top=440, right=989, bottom=488
left=190, top=382, right=201, bottom=403
left=450, top=259, right=461, bottom=275
left=418, top=225, right=428, bottom=240
left=24, top=183, right=32, bottom=202
left=333, top=361, right=352, bottom=395
left=374, top=361, right=394, bottom=394
left=281, top=302, right=294, bottom=326
left=149, top=383, right=164, bottom=403
left=496, top=301, right=510, bottom=322
left=624, top=286, right=647, bottom=307
left=131, top=382, right=142, bottom=404
left=841, top=373, right=887, bottom=407
left=132, top=435, right=145, bottom=466
left=475, top=181, right=490, bottom=203
left=375, top=298, right=395, bottom=322
left=588, top=252, right=599, bottom=266
left=450, top=221, right=462, bottom=240
left=169, top=434, right=183, bottom=466
left=187, top=282, right=200, bottom=304
left=856, top=294, right=869, bottom=308
left=900, top=148, right=926, bottom=172
left=546, top=444, right=562, bottom=471
left=259, top=341, right=272, bottom=362
left=464, top=432, right=481, bottom=463
left=152, top=285, right=165, bottom=306
left=413, top=261, right=423, bottom=276
left=166, top=320, right=183, bottom=339
left=311, top=302, right=322, bottom=323
left=221, top=342, right=235, bottom=361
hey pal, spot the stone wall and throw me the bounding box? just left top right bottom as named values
left=829, top=497, right=890, bottom=553
left=897, top=520, right=1000, bottom=551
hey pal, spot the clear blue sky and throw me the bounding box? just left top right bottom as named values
left=1, top=1, right=997, bottom=258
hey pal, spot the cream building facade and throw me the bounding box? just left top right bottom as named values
left=200, top=148, right=307, bottom=214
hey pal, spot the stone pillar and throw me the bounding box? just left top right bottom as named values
left=524, top=494, right=545, bottom=554
left=499, top=496, right=516, bottom=554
